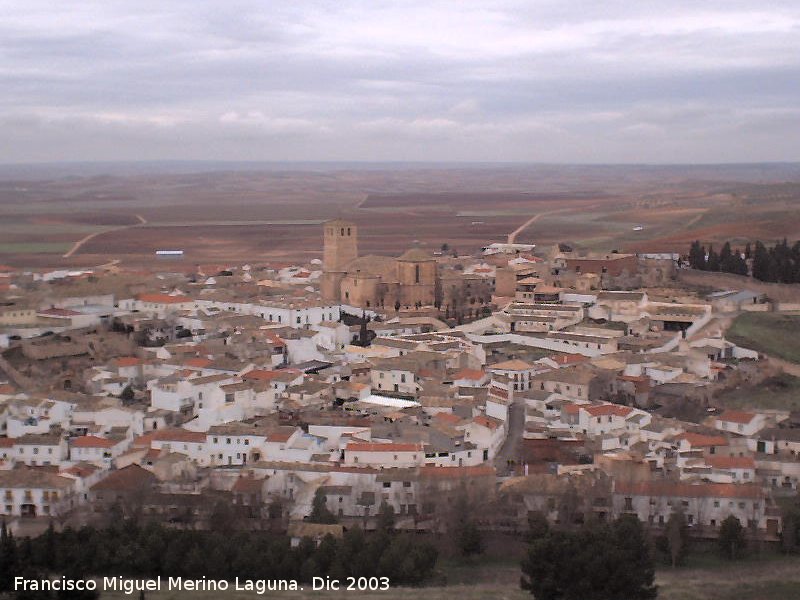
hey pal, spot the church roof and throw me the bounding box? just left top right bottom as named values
left=398, top=247, right=434, bottom=262
left=325, top=218, right=356, bottom=227
left=344, top=255, right=398, bottom=280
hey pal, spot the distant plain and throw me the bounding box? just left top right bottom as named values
left=1, top=163, right=800, bottom=269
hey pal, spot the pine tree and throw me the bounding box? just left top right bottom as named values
left=309, top=489, right=338, bottom=524
left=688, top=241, right=705, bottom=269
left=665, top=509, right=690, bottom=567
left=706, top=244, right=720, bottom=271
left=0, top=521, right=17, bottom=593
left=376, top=501, right=395, bottom=532
left=718, top=515, right=747, bottom=560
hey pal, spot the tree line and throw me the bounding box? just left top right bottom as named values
left=0, top=514, right=438, bottom=600
left=689, top=238, right=800, bottom=283
left=520, top=510, right=756, bottom=600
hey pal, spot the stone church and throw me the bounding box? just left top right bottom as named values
left=320, top=219, right=439, bottom=309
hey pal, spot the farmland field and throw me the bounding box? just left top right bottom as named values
left=726, top=312, right=800, bottom=364
left=2, top=164, right=800, bottom=269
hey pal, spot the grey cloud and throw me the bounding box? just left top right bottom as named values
left=0, top=0, right=798, bottom=163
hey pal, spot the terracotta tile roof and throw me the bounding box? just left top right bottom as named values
left=243, top=369, right=300, bottom=382
left=490, top=359, right=534, bottom=371
left=91, top=464, right=156, bottom=492
left=183, top=357, right=212, bottom=368
left=615, top=480, right=762, bottom=499
left=678, top=432, right=729, bottom=447
left=346, top=442, right=423, bottom=453
left=584, top=404, right=633, bottom=418
left=433, top=413, right=462, bottom=426
left=232, top=475, right=266, bottom=493
left=452, top=368, right=486, bottom=381
left=717, top=410, right=757, bottom=425
left=473, top=415, right=502, bottom=430
left=548, top=353, right=589, bottom=365
left=267, top=426, right=298, bottom=443
left=707, top=456, right=756, bottom=469
left=61, top=463, right=100, bottom=478
left=137, top=293, right=192, bottom=304
left=0, top=438, right=15, bottom=448
left=0, top=468, right=74, bottom=489
left=152, top=428, right=206, bottom=444
left=418, top=465, right=496, bottom=479
left=115, top=357, right=141, bottom=367
left=71, top=436, right=116, bottom=449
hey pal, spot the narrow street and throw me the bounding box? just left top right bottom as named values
left=494, top=396, right=525, bottom=476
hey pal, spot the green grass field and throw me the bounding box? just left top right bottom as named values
left=727, top=312, right=800, bottom=364
left=0, top=242, right=72, bottom=254
left=715, top=373, right=800, bottom=411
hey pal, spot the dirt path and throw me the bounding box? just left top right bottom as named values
left=507, top=210, right=562, bottom=244
left=62, top=213, right=147, bottom=258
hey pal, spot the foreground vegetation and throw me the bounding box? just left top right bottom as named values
left=727, top=312, right=800, bottom=364
left=715, top=372, right=800, bottom=411
left=0, top=517, right=438, bottom=599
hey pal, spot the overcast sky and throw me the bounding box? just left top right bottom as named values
left=1, top=1, right=799, bottom=164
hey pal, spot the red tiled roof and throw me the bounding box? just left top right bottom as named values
left=0, top=438, right=15, bottom=448
left=418, top=465, right=496, bottom=479
left=452, top=368, right=486, bottom=381
left=584, top=404, right=633, bottom=418
left=61, top=463, right=99, bottom=477
left=152, top=428, right=206, bottom=444
left=243, top=368, right=299, bottom=382
left=91, top=464, right=156, bottom=492
left=433, top=412, right=462, bottom=426
left=707, top=456, right=756, bottom=470
left=473, top=415, right=501, bottom=430
left=346, top=442, right=422, bottom=453
left=115, top=357, right=141, bottom=367
left=678, top=432, right=729, bottom=447
left=615, top=480, right=762, bottom=500
left=232, top=475, right=266, bottom=493
left=267, top=427, right=298, bottom=443
left=549, top=354, right=589, bottom=366
left=183, top=357, right=212, bottom=368
left=137, top=293, right=192, bottom=304
left=717, top=410, right=757, bottom=425
left=71, top=436, right=116, bottom=449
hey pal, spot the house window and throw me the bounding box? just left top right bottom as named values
left=403, top=481, right=411, bottom=488
left=383, top=482, right=391, bottom=488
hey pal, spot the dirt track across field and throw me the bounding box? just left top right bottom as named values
left=62, top=214, right=147, bottom=258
